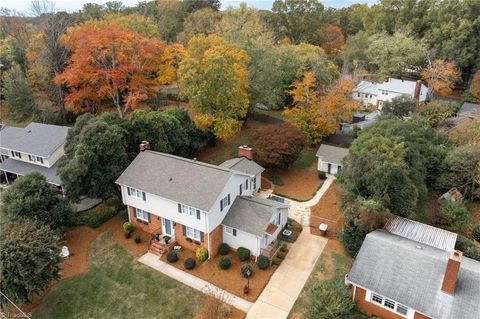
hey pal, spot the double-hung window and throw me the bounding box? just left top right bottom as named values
left=252, top=177, right=257, bottom=190
left=185, top=226, right=201, bottom=241
left=220, top=194, right=230, bottom=211
left=127, top=187, right=146, bottom=200
left=225, top=226, right=237, bottom=237
left=135, top=208, right=149, bottom=222
left=10, top=151, right=21, bottom=158
left=28, top=155, right=44, bottom=164
left=178, top=204, right=201, bottom=219
left=370, top=292, right=408, bottom=317
left=371, top=293, right=383, bottom=305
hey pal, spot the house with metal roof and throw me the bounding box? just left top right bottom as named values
left=0, top=122, right=69, bottom=190
left=346, top=218, right=480, bottom=319
left=353, top=78, right=428, bottom=109
left=116, top=145, right=289, bottom=259
left=316, top=144, right=349, bottom=175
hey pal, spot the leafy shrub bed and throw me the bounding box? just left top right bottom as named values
left=196, top=247, right=208, bottom=262
left=73, top=202, right=118, bottom=228
left=184, top=258, right=196, bottom=270
left=219, top=256, right=231, bottom=270
left=237, top=247, right=251, bottom=261
left=256, top=255, right=270, bottom=270
left=167, top=251, right=178, bottom=263
left=473, top=224, right=480, bottom=242
left=218, top=243, right=230, bottom=255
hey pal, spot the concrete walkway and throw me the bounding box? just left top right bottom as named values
left=138, top=253, right=253, bottom=313
left=246, top=230, right=328, bottom=319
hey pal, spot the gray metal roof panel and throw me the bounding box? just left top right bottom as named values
left=116, top=151, right=241, bottom=211
left=385, top=216, right=457, bottom=251
left=221, top=196, right=287, bottom=236
left=348, top=230, right=480, bottom=319
left=0, top=158, right=62, bottom=185
left=0, top=123, right=69, bottom=157
left=315, top=144, right=349, bottom=165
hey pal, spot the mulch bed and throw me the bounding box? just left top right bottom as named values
left=161, top=249, right=275, bottom=302
left=264, top=168, right=324, bottom=201
left=309, top=182, right=344, bottom=238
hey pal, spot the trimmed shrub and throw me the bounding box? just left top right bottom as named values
left=73, top=204, right=117, bottom=228
left=277, top=251, right=286, bottom=260
left=196, top=247, right=209, bottom=262
left=118, top=209, right=128, bottom=222
left=241, top=264, right=253, bottom=278
left=318, top=171, right=327, bottom=179
left=166, top=251, right=178, bottom=263
left=134, top=235, right=141, bottom=244
left=123, top=222, right=133, bottom=232
left=473, top=224, right=480, bottom=242
left=256, top=255, right=270, bottom=270
left=219, top=256, right=231, bottom=270
left=280, top=243, right=288, bottom=252
left=124, top=229, right=132, bottom=238
left=237, top=247, right=251, bottom=261
left=105, top=196, right=123, bottom=210
left=272, top=257, right=282, bottom=266
left=218, top=243, right=230, bottom=255
left=184, top=258, right=196, bottom=270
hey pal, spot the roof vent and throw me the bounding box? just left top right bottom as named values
left=27, top=130, right=32, bottom=133
left=416, top=245, right=423, bottom=249
left=169, top=177, right=173, bottom=181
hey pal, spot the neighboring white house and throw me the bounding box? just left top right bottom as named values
left=0, top=122, right=69, bottom=191
left=116, top=145, right=289, bottom=259
left=353, top=78, right=428, bottom=109
left=316, top=144, right=349, bottom=175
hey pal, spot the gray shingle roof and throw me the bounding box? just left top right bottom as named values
left=348, top=230, right=480, bottom=319
left=316, top=144, right=349, bottom=165
left=222, top=196, right=288, bottom=237
left=0, top=158, right=62, bottom=185
left=384, top=216, right=457, bottom=251
left=219, top=157, right=264, bottom=176
left=0, top=123, right=69, bottom=157
left=116, top=151, right=250, bottom=211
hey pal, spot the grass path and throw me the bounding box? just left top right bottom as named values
left=33, top=231, right=204, bottom=319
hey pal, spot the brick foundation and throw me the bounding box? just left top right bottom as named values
left=128, top=206, right=162, bottom=234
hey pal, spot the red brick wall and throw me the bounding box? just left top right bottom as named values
left=128, top=206, right=161, bottom=234
left=205, top=224, right=223, bottom=259
left=174, top=222, right=208, bottom=253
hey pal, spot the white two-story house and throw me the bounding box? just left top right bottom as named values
left=0, top=122, right=69, bottom=192
left=116, top=145, right=289, bottom=259
left=353, top=78, right=428, bottom=109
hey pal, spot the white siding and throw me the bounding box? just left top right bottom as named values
left=45, top=144, right=65, bottom=167
left=317, top=159, right=341, bottom=175
left=207, top=173, right=254, bottom=233
left=120, top=185, right=208, bottom=232
left=223, top=226, right=260, bottom=256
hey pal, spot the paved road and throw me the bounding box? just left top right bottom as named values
left=246, top=231, right=328, bottom=319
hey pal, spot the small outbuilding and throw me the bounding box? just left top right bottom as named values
left=316, top=144, right=349, bottom=175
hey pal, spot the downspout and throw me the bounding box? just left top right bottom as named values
left=205, top=211, right=211, bottom=260
left=352, top=284, right=357, bottom=301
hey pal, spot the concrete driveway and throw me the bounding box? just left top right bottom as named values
left=246, top=230, right=328, bottom=319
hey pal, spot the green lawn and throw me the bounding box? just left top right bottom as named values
left=292, top=150, right=317, bottom=170
left=33, top=232, right=204, bottom=319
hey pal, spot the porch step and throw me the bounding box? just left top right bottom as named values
left=150, top=241, right=168, bottom=255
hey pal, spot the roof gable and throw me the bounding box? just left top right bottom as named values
left=316, top=144, right=349, bottom=165
left=219, top=157, right=264, bottom=176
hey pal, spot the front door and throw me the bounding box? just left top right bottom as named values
left=162, top=218, right=174, bottom=237
left=327, top=163, right=332, bottom=174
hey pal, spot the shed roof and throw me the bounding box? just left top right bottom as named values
left=0, top=123, right=69, bottom=157
left=348, top=230, right=480, bottom=319
left=222, top=196, right=287, bottom=237
left=384, top=216, right=457, bottom=251
left=315, top=144, right=349, bottom=165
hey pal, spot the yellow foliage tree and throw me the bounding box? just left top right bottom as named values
left=26, top=32, right=50, bottom=93
left=421, top=59, right=461, bottom=96
left=284, top=72, right=359, bottom=144
left=179, top=35, right=250, bottom=140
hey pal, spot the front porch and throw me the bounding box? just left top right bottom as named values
left=149, top=228, right=178, bottom=255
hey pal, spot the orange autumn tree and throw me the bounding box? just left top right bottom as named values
left=56, top=23, right=166, bottom=118
left=284, top=72, right=358, bottom=144
left=470, top=70, right=480, bottom=101
left=421, top=59, right=461, bottom=97
left=315, top=24, right=345, bottom=55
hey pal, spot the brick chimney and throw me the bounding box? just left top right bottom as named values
left=441, top=250, right=462, bottom=294
left=238, top=145, right=253, bottom=160
left=414, top=80, right=422, bottom=101
left=139, top=141, right=150, bottom=152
